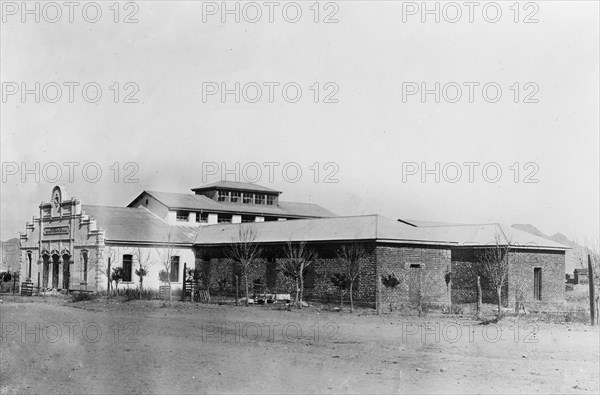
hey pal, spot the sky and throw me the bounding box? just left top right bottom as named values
left=1, top=1, right=599, bottom=243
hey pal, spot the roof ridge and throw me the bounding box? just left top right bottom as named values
left=82, top=204, right=143, bottom=210
left=418, top=222, right=501, bottom=228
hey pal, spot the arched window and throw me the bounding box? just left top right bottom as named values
left=26, top=251, right=33, bottom=279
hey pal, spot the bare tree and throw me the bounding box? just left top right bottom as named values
left=479, top=236, right=534, bottom=317
left=156, top=232, right=179, bottom=303
left=134, top=246, right=153, bottom=290
left=226, top=224, right=261, bottom=306
left=478, top=235, right=510, bottom=317
left=336, top=243, right=366, bottom=313
left=280, top=241, right=317, bottom=308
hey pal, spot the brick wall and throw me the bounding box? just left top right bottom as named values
left=194, top=242, right=378, bottom=305
left=451, top=248, right=565, bottom=307
left=194, top=242, right=451, bottom=309
left=377, top=244, right=452, bottom=310
left=508, top=249, right=565, bottom=306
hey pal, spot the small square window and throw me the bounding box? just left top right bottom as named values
left=243, top=193, right=253, bottom=204
left=196, top=212, right=208, bottom=223
left=255, top=194, right=266, bottom=205
left=218, top=191, right=229, bottom=202
left=231, top=192, right=241, bottom=203
left=266, top=195, right=275, bottom=205
left=218, top=214, right=232, bottom=223
left=176, top=211, right=189, bottom=221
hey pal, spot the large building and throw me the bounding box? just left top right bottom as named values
left=18, top=182, right=569, bottom=309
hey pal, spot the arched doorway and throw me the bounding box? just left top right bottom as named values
left=42, top=254, right=50, bottom=288
left=62, top=253, right=71, bottom=290
left=52, top=254, right=60, bottom=289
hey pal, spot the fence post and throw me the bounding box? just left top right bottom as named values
left=181, top=263, right=187, bottom=302
left=107, top=257, right=111, bottom=301
left=589, top=255, right=596, bottom=326
left=476, top=276, right=482, bottom=319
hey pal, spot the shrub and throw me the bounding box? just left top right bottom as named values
left=122, top=288, right=159, bottom=301
left=381, top=274, right=400, bottom=288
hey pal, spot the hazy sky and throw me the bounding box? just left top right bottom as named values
left=1, top=1, right=598, bottom=243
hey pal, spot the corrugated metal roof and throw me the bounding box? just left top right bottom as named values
left=82, top=205, right=196, bottom=244
left=193, top=215, right=455, bottom=245
left=136, top=191, right=336, bottom=218
left=191, top=181, right=281, bottom=193
left=83, top=207, right=451, bottom=246
left=409, top=222, right=569, bottom=250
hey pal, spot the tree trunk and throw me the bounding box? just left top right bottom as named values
left=349, top=281, right=354, bottom=313
left=339, top=289, right=343, bottom=309
left=168, top=279, right=172, bottom=303
left=290, top=277, right=300, bottom=307
left=244, top=271, right=249, bottom=307
left=496, top=288, right=502, bottom=317
left=299, top=265, right=304, bottom=309
left=235, top=275, right=239, bottom=306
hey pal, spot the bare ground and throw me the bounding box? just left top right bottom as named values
left=1, top=295, right=598, bottom=394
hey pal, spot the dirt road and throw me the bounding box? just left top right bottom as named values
left=1, top=297, right=598, bottom=394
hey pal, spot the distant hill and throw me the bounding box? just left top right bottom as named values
left=1, top=238, right=20, bottom=272
left=511, top=224, right=588, bottom=274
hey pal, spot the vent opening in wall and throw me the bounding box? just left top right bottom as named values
left=534, top=267, right=542, bottom=301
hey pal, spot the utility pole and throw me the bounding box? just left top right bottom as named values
left=589, top=255, right=596, bottom=326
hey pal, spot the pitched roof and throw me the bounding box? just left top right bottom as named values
left=405, top=222, right=569, bottom=250
left=193, top=215, right=455, bottom=246
left=81, top=208, right=451, bottom=246
left=82, top=205, right=196, bottom=245
left=191, top=181, right=281, bottom=193
left=131, top=191, right=336, bottom=218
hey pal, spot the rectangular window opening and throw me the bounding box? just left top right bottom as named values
left=230, top=192, right=241, bottom=203
left=170, top=256, right=180, bottom=282
left=196, top=212, right=208, bottom=223
left=123, top=254, right=133, bottom=282
left=218, top=214, right=232, bottom=223
left=218, top=191, right=229, bottom=202
left=242, top=193, right=253, bottom=204
left=176, top=211, right=189, bottom=222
